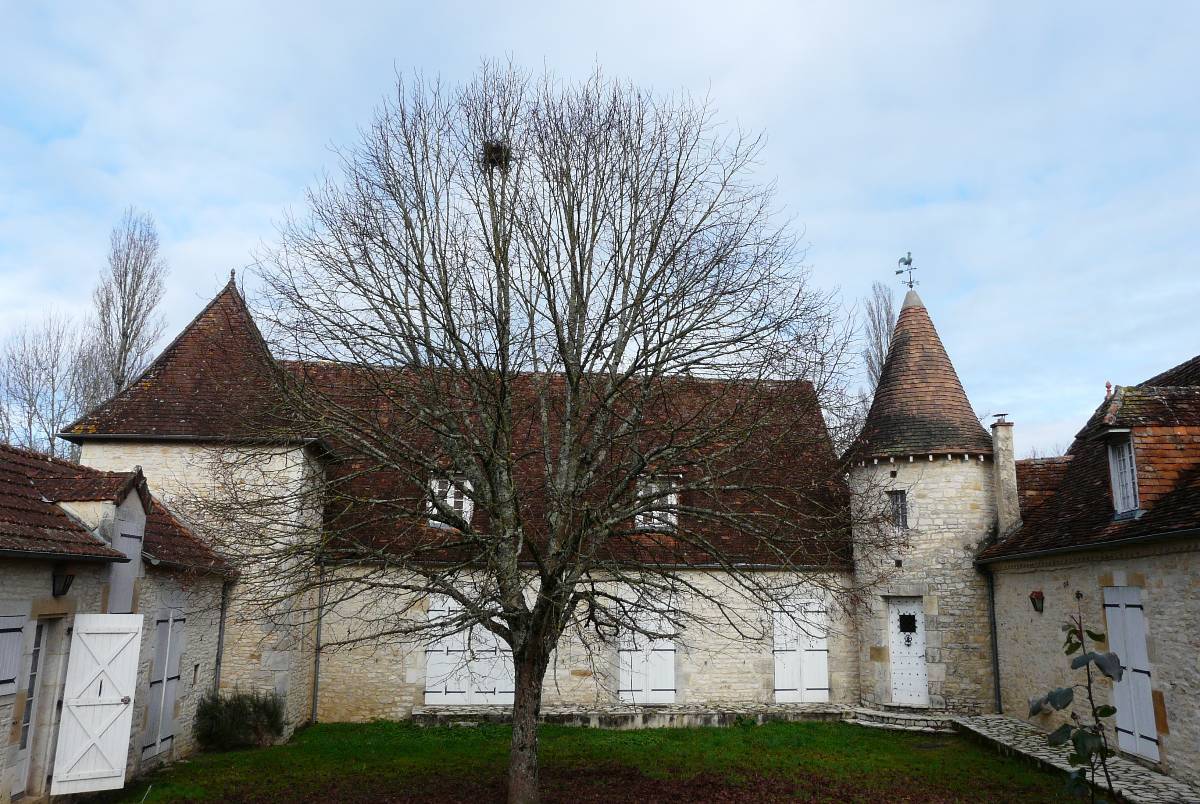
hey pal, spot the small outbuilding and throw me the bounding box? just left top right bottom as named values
left=0, top=444, right=231, bottom=802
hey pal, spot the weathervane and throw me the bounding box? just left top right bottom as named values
left=895, top=251, right=918, bottom=289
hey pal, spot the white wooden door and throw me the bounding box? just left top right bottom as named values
left=424, top=597, right=514, bottom=705
left=50, top=613, right=143, bottom=796
left=618, top=609, right=676, bottom=705
left=1104, top=586, right=1160, bottom=761
left=888, top=598, right=928, bottom=706
left=11, top=621, right=46, bottom=798
left=773, top=601, right=830, bottom=703
left=142, top=609, right=186, bottom=758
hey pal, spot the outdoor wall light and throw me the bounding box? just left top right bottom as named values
left=1029, top=590, right=1045, bottom=613
left=51, top=566, right=75, bottom=597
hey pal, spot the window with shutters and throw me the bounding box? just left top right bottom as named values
left=0, top=615, right=23, bottom=696
left=886, top=490, right=908, bottom=531
left=428, top=476, right=473, bottom=529
left=635, top=475, right=680, bottom=531
left=1107, top=435, right=1139, bottom=515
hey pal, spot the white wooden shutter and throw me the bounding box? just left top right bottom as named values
left=773, top=609, right=801, bottom=703
left=774, top=601, right=830, bottom=703
left=799, top=602, right=830, bottom=703
left=0, top=615, right=24, bottom=696
left=51, top=613, right=143, bottom=795
left=142, top=610, right=185, bottom=758
left=1104, top=587, right=1159, bottom=761
left=425, top=597, right=468, bottom=704
left=618, top=609, right=675, bottom=704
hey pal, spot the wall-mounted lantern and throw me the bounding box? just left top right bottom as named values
left=1029, top=590, right=1045, bottom=613
left=51, top=565, right=75, bottom=597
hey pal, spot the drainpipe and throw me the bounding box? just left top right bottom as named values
left=983, top=565, right=1003, bottom=714
left=310, top=561, right=326, bottom=724
left=214, top=579, right=232, bottom=692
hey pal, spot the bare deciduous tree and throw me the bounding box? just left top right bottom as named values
left=861, top=280, right=895, bottom=392
left=84, top=207, right=168, bottom=405
left=1, top=313, right=86, bottom=459
left=184, top=65, right=898, bottom=804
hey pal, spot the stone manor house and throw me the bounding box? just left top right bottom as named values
left=0, top=278, right=1196, bottom=799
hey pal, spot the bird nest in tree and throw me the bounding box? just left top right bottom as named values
left=481, top=140, right=512, bottom=171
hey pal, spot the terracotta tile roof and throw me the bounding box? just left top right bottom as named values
left=144, top=500, right=235, bottom=576
left=0, top=444, right=230, bottom=573
left=0, top=444, right=127, bottom=561
left=60, top=282, right=854, bottom=571
left=63, top=278, right=287, bottom=442
left=1014, top=456, right=1072, bottom=519
left=979, top=357, right=1200, bottom=562
left=1140, top=353, right=1200, bottom=387
left=846, top=290, right=992, bottom=462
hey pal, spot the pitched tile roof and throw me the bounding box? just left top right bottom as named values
left=144, top=500, right=235, bottom=576
left=847, top=290, right=992, bottom=461
left=0, top=444, right=128, bottom=561
left=979, top=358, right=1200, bottom=562
left=65, top=282, right=852, bottom=570
left=1014, top=456, right=1072, bottom=519
left=0, top=443, right=230, bottom=573
left=63, top=278, right=288, bottom=442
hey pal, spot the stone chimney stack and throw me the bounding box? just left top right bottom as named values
left=991, top=416, right=1021, bottom=538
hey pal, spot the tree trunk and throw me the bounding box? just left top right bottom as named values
left=507, top=649, right=549, bottom=804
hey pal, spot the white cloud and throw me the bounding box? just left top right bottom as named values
left=1, top=1, right=1197, bottom=452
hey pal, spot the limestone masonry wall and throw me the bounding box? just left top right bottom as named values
left=852, top=455, right=997, bottom=712
left=991, top=539, right=1200, bottom=788
left=80, top=441, right=320, bottom=734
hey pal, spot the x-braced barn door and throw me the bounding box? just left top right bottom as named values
left=50, top=614, right=143, bottom=796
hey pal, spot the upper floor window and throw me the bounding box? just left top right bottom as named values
left=635, top=475, right=680, bottom=531
left=428, top=476, right=473, bottom=529
left=886, top=490, right=908, bottom=530
left=1107, top=435, right=1139, bottom=515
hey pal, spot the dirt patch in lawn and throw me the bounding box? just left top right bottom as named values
left=180, top=763, right=1045, bottom=803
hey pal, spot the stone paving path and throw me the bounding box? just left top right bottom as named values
left=954, top=714, right=1200, bottom=804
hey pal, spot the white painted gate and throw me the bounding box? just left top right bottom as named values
left=50, top=613, right=143, bottom=796
left=773, top=601, right=830, bottom=703
left=1104, top=586, right=1160, bottom=761
left=618, top=609, right=676, bottom=704
left=424, top=597, right=514, bottom=705
left=887, top=597, right=928, bottom=706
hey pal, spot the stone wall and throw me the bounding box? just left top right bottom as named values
left=851, top=454, right=997, bottom=712
left=991, top=538, right=1200, bottom=788
left=315, top=569, right=857, bottom=721
left=80, top=440, right=321, bottom=734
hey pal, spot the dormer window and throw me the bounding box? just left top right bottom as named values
left=428, top=476, right=473, bottom=529
left=887, top=490, right=909, bottom=531
left=1107, top=435, right=1139, bottom=515
left=635, top=475, right=680, bottom=531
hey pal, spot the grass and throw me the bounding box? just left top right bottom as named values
left=102, top=720, right=1068, bottom=803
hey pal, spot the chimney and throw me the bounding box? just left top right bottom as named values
left=991, top=415, right=1021, bottom=538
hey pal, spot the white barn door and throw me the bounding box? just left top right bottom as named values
left=618, top=609, right=676, bottom=705
left=424, top=597, right=514, bottom=705
left=1104, top=586, right=1160, bottom=761
left=773, top=601, right=830, bottom=703
left=51, top=614, right=143, bottom=796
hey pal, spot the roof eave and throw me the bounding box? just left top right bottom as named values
left=976, top=526, right=1200, bottom=565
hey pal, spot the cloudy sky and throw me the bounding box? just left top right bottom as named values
left=2, top=2, right=1197, bottom=455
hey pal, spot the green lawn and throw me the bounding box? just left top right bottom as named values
left=102, top=720, right=1067, bottom=803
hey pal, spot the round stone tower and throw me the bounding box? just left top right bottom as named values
left=847, top=289, right=997, bottom=713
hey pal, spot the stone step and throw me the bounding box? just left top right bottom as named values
left=851, top=707, right=956, bottom=733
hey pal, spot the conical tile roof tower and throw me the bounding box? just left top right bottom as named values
left=849, top=289, right=991, bottom=461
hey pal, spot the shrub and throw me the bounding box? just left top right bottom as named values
left=195, top=689, right=288, bottom=751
